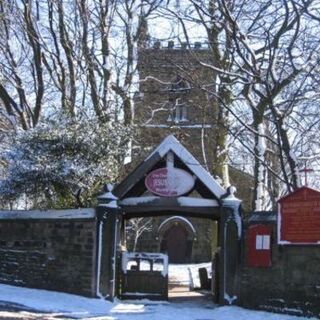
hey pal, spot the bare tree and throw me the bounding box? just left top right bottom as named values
left=1, top=0, right=320, bottom=211
left=111, top=0, right=162, bottom=125
left=126, top=217, right=153, bottom=252
left=158, top=0, right=320, bottom=209
left=0, top=1, right=45, bottom=129
left=217, top=0, right=320, bottom=208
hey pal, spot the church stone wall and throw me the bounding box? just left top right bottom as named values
left=0, top=218, right=97, bottom=296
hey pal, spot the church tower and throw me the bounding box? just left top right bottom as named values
left=132, top=40, right=253, bottom=211
left=133, top=41, right=219, bottom=173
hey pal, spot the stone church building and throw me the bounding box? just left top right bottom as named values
left=126, top=41, right=253, bottom=263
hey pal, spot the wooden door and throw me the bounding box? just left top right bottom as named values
left=162, top=224, right=188, bottom=263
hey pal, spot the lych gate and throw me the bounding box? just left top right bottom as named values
left=96, top=135, right=242, bottom=305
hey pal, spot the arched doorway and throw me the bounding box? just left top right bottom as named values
left=159, top=217, right=196, bottom=263
left=161, top=224, right=189, bottom=263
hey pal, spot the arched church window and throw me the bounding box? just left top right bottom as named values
left=175, top=99, right=188, bottom=123
left=166, top=76, right=191, bottom=123
left=167, top=98, right=188, bottom=123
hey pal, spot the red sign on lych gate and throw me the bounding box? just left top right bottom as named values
left=145, top=167, right=195, bottom=197
left=278, top=186, right=320, bottom=245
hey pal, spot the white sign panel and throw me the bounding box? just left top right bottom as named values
left=145, top=167, right=195, bottom=197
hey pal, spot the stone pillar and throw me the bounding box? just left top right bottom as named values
left=219, top=186, right=242, bottom=305
left=96, top=184, right=122, bottom=301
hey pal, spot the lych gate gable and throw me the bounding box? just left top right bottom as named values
left=113, top=135, right=226, bottom=201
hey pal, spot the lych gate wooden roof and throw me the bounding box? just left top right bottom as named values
left=113, top=135, right=226, bottom=215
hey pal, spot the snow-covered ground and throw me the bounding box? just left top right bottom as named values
left=169, top=262, right=211, bottom=287
left=0, top=283, right=316, bottom=320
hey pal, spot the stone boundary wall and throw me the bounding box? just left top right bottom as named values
left=0, top=209, right=98, bottom=297
left=240, top=222, right=320, bottom=317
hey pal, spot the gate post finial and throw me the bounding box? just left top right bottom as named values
left=98, top=184, right=118, bottom=209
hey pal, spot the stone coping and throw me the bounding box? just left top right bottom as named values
left=247, top=211, right=277, bottom=223
left=0, top=208, right=96, bottom=220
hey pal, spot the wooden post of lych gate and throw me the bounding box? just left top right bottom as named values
left=96, top=184, right=122, bottom=301
left=219, top=186, right=242, bottom=306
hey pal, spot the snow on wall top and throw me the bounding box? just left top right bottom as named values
left=146, top=135, right=226, bottom=199
left=0, top=208, right=96, bottom=220
left=248, top=211, right=277, bottom=223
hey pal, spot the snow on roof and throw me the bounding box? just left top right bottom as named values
left=119, top=196, right=219, bottom=207
left=146, top=135, right=226, bottom=198
left=0, top=208, right=96, bottom=220
left=177, top=197, right=219, bottom=207
left=277, top=186, right=320, bottom=203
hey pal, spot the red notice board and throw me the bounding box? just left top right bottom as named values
left=278, top=186, right=320, bottom=245
left=246, top=224, right=272, bottom=267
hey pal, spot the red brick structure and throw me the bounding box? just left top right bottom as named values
left=278, top=186, right=320, bottom=244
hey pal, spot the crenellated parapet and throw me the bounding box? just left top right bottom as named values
left=148, top=40, right=210, bottom=50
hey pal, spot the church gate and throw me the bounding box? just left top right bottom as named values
left=96, top=136, right=242, bottom=304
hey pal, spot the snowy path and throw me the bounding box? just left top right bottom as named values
left=168, top=263, right=211, bottom=287
left=0, top=283, right=316, bottom=320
